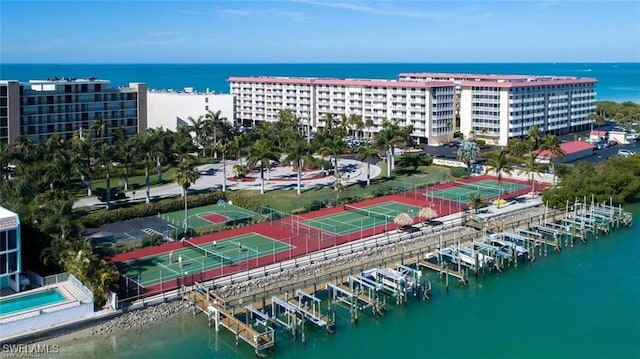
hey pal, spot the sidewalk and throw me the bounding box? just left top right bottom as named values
left=73, top=158, right=381, bottom=209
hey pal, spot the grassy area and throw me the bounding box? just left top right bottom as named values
left=238, top=164, right=452, bottom=213
left=70, top=167, right=179, bottom=199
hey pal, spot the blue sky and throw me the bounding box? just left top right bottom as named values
left=1, top=0, right=639, bottom=63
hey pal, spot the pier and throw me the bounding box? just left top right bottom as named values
left=185, top=288, right=275, bottom=357
left=175, top=199, right=632, bottom=356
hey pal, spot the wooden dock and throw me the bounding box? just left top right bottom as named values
left=185, top=289, right=275, bottom=357
left=403, top=257, right=468, bottom=286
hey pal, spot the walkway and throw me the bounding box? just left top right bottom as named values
left=73, top=157, right=382, bottom=209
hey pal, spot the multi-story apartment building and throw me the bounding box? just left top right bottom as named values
left=229, top=77, right=456, bottom=145
left=399, top=73, right=597, bottom=146
left=147, top=88, right=233, bottom=131
left=0, top=206, right=21, bottom=293
left=0, top=78, right=147, bottom=145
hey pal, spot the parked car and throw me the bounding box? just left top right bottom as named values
left=97, top=191, right=126, bottom=202
left=618, top=149, right=634, bottom=157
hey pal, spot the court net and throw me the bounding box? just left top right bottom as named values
left=452, top=181, right=506, bottom=195
left=344, top=204, right=394, bottom=222
left=183, top=238, right=232, bottom=264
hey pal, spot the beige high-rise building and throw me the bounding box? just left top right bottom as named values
left=0, top=78, right=147, bottom=145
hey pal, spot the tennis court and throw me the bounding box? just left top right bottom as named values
left=117, top=232, right=291, bottom=287
left=429, top=179, right=527, bottom=203
left=159, top=201, right=258, bottom=229
left=302, top=201, right=422, bottom=235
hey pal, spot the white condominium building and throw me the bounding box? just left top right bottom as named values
left=147, top=88, right=233, bottom=132
left=399, top=73, right=597, bottom=146
left=229, top=77, right=456, bottom=145
left=0, top=78, right=147, bottom=145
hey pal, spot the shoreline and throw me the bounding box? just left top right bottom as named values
left=27, top=197, right=547, bottom=348
left=26, top=300, right=191, bottom=348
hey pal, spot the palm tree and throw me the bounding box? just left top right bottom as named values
left=527, top=126, right=543, bottom=150
left=355, top=144, right=379, bottom=186
left=246, top=139, right=279, bottom=194
left=216, top=141, right=231, bottom=192
left=539, top=135, right=565, bottom=185
left=187, top=115, right=206, bottom=158
left=91, top=117, right=108, bottom=144
left=319, top=136, right=348, bottom=190
left=467, top=192, right=485, bottom=214
left=117, top=137, right=137, bottom=191
left=484, top=149, right=512, bottom=208
left=71, top=128, right=94, bottom=196
left=0, top=143, right=13, bottom=184
left=133, top=129, right=159, bottom=203
left=174, top=156, right=197, bottom=231
left=363, top=118, right=374, bottom=139
left=374, top=119, right=404, bottom=177
left=96, top=143, right=117, bottom=209
left=205, top=110, right=228, bottom=159
left=456, top=141, right=481, bottom=173
left=506, top=138, right=533, bottom=159
left=519, top=153, right=545, bottom=195
left=283, top=138, right=314, bottom=195
left=321, top=113, right=339, bottom=134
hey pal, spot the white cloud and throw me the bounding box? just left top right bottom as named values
left=294, top=0, right=449, bottom=20
left=216, top=7, right=307, bottom=22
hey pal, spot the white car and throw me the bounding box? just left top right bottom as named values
left=618, top=149, right=634, bottom=157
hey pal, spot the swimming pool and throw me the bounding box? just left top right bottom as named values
left=0, top=289, right=67, bottom=316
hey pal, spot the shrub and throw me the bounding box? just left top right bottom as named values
left=450, top=166, right=468, bottom=178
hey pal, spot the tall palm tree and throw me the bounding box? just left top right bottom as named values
left=133, top=129, right=159, bottom=203
left=246, top=139, right=279, bottom=194
left=0, top=143, right=12, bottom=184
left=71, top=128, right=94, bottom=196
left=485, top=149, right=512, bottom=208
left=319, top=136, right=348, bottom=190
left=527, top=126, right=543, bottom=150
left=205, top=110, right=227, bottom=159
left=42, top=134, right=67, bottom=192
left=321, top=113, right=338, bottom=134
left=355, top=144, right=379, bottom=186
left=539, top=135, right=565, bottom=185
left=216, top=141, right=231, bottom=192
left=519, top=152, right=545, bottom=194
left=91, top=117, right=108, bottom=144
left=187, top=115, right=206, bottom=158
left=374, top=119, right=404, bottom=177
left=174, top=156, right=197, bottom=231
left=506, top=138, right=533, bottom=159
left=283, top=138, right=314, bottom=195
left=95, top=143, right=117, bottom=209
left=363, top=118, right=374, bottom=139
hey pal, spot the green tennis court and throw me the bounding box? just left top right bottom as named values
left=302, top=201, right=422, bottom=235
left=117, top=232, right=291, bottom=287
left=429, top=179, right=527, bottom=203
left=160, top=202, right=257, bottom=229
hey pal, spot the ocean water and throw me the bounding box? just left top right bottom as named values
left=1, top=63, right=639, bottom=102
left=45, top=204, right=640, bottom=359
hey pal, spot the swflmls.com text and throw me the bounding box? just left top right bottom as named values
left=1, top=344, right=60, bottom=357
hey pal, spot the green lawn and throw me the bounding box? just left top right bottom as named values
left=238, top=164, right=452, bottom=213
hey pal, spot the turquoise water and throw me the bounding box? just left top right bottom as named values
left=0, top=289, right=66, bottom=316
left=1, top=63, right=638, bottom=102
left=46, top=205, right=640, bottom=359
